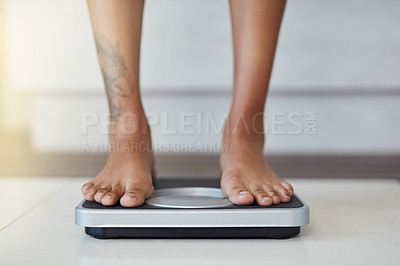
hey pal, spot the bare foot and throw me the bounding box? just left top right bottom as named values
left=81, top=134, right=155, bottom=207
left=220, top=113, right=294, bottom=206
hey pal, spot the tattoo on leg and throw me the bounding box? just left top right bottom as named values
left=95, top=34, right=135, bottom=118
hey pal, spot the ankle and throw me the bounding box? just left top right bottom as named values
left=224, top=108, right=265, bottom=147
left=107, top=113, right=153, bottom=153
left=109, top=109, right=151, bottom=138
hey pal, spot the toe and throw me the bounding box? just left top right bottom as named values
left=94, top=186, right=111, bottom=202
left=233, top=190, right=254, bottom=205
left=120, top=191, right=145, bottom=207
left=101, top=186, right=123, bottom=206
left=84, top=187, right=98, bottom=201
left=266, top=190, right=281, bottom=204
left=81, top=182, right=94, bottom=194
left=254, top=191, right=273, bottom=206
left=120, top=183, right=154, bottom=207
left=273, top=184, right=291, bottom=202
left=221, top=176, right=254, bottom=205
left=281, top=182, right=294, bottom=196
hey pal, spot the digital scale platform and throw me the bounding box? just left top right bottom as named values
left=75, top=178, right=309, bottom=239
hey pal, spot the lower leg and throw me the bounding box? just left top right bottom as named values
left=81, top=0, right=154, bottom=207
left=221, top=0, right=293, bottom=205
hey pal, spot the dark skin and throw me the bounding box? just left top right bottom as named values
left=82, top=0, right=293, bottom=207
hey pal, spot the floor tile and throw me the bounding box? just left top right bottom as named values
left=0, top=177, right=70, bottom=230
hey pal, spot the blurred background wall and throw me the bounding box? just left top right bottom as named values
left=1, top=0, right=400, bottom=155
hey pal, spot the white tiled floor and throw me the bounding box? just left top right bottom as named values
left=0, top=177, right=70, bottom=230
left=1, top=177, right=399, bottom=266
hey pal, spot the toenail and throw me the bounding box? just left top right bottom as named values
left=262, top=197, right=270, bottom=203
left=239, top=191, right=250, bottom=196
left=104, top=194, right=112, bottom=198
left=284, top=195, right=291, bottom=201
left=126, top=193, right=135, bottom=198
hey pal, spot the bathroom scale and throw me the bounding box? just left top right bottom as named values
left=75, top=178, right=309, bottom=239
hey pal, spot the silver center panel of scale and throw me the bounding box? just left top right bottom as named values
left=145, top=187, right=232, bottom=208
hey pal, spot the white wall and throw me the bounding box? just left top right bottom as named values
left=3, top=0, right=400, bottom=153
left=31, top=93, right=400, bottom=154
left=5, top=0, right=400, bottom=94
